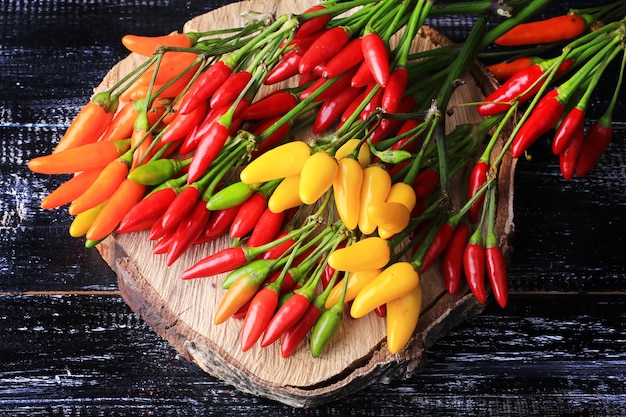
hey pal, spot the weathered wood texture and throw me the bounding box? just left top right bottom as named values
left=90, top=1, right=515, bottom=406
left=1, top=0, right=625, bottom=415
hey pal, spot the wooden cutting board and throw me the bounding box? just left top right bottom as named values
left=95, top=0, right=516, bottom=408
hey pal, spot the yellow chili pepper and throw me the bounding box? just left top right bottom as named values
left=350, top=261, right=420, bottom=319
left=324, top=269, right=381, bottom=309
left=268, top=175, right=304, bottom=213
left=368, top=201, right=410, bottom=238
left=298, top=151, right=338, bottom=204
left=333, top=157, right=363, bottom=230
left=386, top=285, right=422, bottom=354
left=386, top=182, right=417, bottom=212
left=240, top=141, right=311, bottom=184
left=358, top=165, right=391, bottom=235
left=327, top=237, right=390, bottom=272
left=334, top=139, right=371, bottom=168
left=68, top=202, right=106, bottom=237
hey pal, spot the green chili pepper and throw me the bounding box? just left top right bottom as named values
left=206, top=181, right=258, bottom=211
left=128, top=158, right=190, bottom=186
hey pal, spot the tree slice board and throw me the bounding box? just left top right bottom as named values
left=95, top=0, right=516, bottom=408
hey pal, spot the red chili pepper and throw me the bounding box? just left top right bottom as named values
left=182, top=247, right=249, bottom=280
left=160, top=100, right=208, bottom=144
left=552, top=105, right=585, bottom=155
left=412, top=168, right=439, bottom=201
left=200, top=204, right=240, bottom=242
left=575, top=117, right=613, bottom=178
left=165, top=198, right=212, bottom=266
left=381, top=67, right=408, bottom=113
left=511, top=91, right=565, bottom=158
left=467, top=161, right=489, bottom=224
left=322, top=38, right=363, bottom=79
left=240, top=90, right=299, bottom=120
left=186, top=116, right=230, bottom=184
left=374, top=304, right=386, bottom=317
left=361, top=32, right=390, bottom=87
left=280, top=301, right=322, bottom=358
left=263, top=269, right=298, bottom=295
left=116, top=187, right=178, bottom=234
left=477, top=59, right=573, bottom=117
left=210, top=70, right=252, bottom=109
left=152, top=230, right=174, bottom=255
left=389, top=117, right=422, bottom=152
left=246, top=208, right=285, bottom=247
left=264, top=50, right=302, bottom=85
left=369, top=94, right=416, bottom=144
left=358, top=84, right=383, bottom=121
left=298, top=26, right=350, bottom=75
left=240, top=283, right=280, bottom=352
left=441, top=222, right=470, bottom=295
left=178, top=60, right=232, bottom=115
left=230, top=192, right=267, bottom=239
left=179, top=104, right=226, bottom=155
left=420, top=220, right=456, bottom=273
left=260, top=291, right=311, bottom=347
left=494, top=14, right=589, bottom=47
left=260, top=230, right=295, bottom=260
left=152, top=185, right=200, bottom=239
left=559, top=123, right=584, bottom=181
left=313, top=86, right=361, bottom=134
left=294, top=5, right=330, bottom=39
left=485, top=241, right=508, bottom=308
left=350, top=60, right=375, bottom=88
left=463, top=229, right=486, bottom=304
left=299, top=66, right=356, bottom=102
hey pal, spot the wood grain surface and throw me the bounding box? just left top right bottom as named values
left=1, top=0, right=625, bottom=415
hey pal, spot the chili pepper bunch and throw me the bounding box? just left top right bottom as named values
left=28, top=0, right=626, bottom=357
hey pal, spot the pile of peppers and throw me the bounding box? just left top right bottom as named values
left=29, top=0, right=626, bottom=357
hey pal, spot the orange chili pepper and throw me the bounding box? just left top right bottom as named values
left=136, top=52, right=199, bottom=86
left=40, top=168, right=102, bottom=210
left=68, top=150, right=132, bottom=215
left=121, top=32, right=195, bottom=57
left=85, top=179, right=147, bottom=242
left=53, top=91, right=118, bottom=153
left=28, top=139, right=131, bottom=175
left=485, top=57, right=534, bottom=82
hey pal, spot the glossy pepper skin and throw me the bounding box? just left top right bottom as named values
left=327, top=237, right=390, bottom=272
left=552, top=106, right=585, bottom=155
left=477, top=59, right=572, bottom=116
left=463, top=237, right=487, bottom=304
left=350, top=262, right=420, bottom=319
left=240, top=141, right=311, bottom=184
left=511, top=91, right=565, bottom=158
left=467, top=162, right=489, bottom=224
left=298, top=26, right=350, bottom=75
left=333, top=157, right=363, bottom=230
left=361, top=32, right=390, bottom=87
left=386, top=285, right=422, bottom=354
left=559, top=124, right=585, bottom=180
left=441, top=223, right=470, bottom=295
left=575, top=118, right=614, bottom=178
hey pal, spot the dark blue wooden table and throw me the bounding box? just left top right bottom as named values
left=1, top=1, right=625, bottom=415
